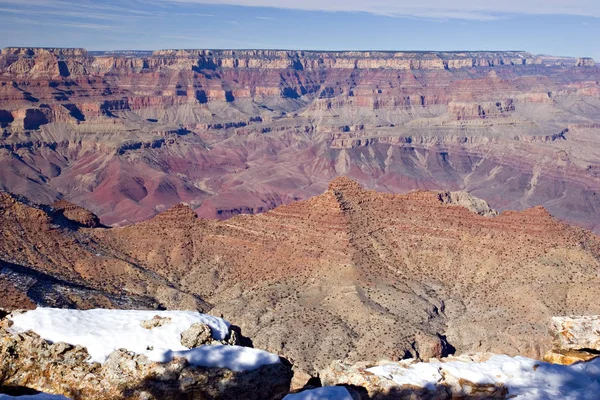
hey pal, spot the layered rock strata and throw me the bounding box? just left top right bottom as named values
left=0, top=47, right=599, bottom=234
left=2, top=179, right=600, bottom=376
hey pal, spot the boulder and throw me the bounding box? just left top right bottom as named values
left=413, top=332, right=446, bottom=361
left=180, top=323, right=212, bottom=348
left=140, top=315, right=172, bottom=330
left=0, top=329, right=292, bottom=400
left=543, top=349, right=599, bottom=365
left=550, top=316, right=600, bottom=352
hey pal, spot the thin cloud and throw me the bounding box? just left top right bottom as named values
left=0, top=0, right=157, bottom=16
left=158, top=0, right=600, bottom=20
left=5, top=15, right=115, bottom=30
left=161, top=34, right=199, bottom=40
left=255, top=16, right=274, bottom=20
left=0, top=6, right=147, bottom=21
left=169, top=12, right=215, bottom=17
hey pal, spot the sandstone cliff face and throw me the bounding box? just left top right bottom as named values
left=577, top=57, right=596, bottom=67
left=146, top=49, right=540, bottom=72
left=0, top=47, right=600, bottom=234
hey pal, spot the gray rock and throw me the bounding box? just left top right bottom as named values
left=180, top=323, right=213, bottom=348
left=140, top=315, right=172, bottom=330
left=438, top=191, right=498, bottom=217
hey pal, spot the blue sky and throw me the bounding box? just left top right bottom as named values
left=0, top=0, right=598, bottom=60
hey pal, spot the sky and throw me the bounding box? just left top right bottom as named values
left=0, top=0, right=598, bottom=60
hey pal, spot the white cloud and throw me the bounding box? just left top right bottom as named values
left=158, top=0, right=600, bottom=20
left=0, top=6, right=146, bottom=21
left=0, top=0, right=156, bottom=16
left=4, top=15, right=115, bottom=30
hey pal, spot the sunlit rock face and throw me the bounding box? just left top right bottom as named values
left=3, top=179, right=600, bottom=375
left=0, top=47, right=599, bottom=232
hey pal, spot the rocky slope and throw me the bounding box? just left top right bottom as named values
left=1, top=179, right=600, bottom=377
left=0, top=192, right=208, bottom=311
left=0, top=47, right=600, bottom=233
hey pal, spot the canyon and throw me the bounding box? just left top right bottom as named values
left=2, top=177, right=600, bottom=378
left=0, top=47, right=599, bottom=232
left=3, top=46, right=600, bottom=394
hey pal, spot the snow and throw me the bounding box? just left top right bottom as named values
left=163, top=345, right=281, bottom=372
left=283, top=386, right=353, bottom=400
left=8, top=308, right=230, bottom=361
left=368, top=362, right=442, bottom=390
left=8, top=308, right=280, bottom=372
left=367, top=354, right=600, bottom=400
left=0, top=396, right=70, bottom=400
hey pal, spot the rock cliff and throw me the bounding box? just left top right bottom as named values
left=0, top=47, right=599, bottom=233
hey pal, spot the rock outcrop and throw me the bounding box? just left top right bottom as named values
left=550, top=316, right=600, bottom=351
left=576, top=57, right=596, bottom=67
left=52, top=199, right=101, bottom=228
left=0, top=312, right=292, bottom=400
left=320, top=356, right=509, bottom=399
left=320, top=352, right=600, bottom=399
left=544, top=316, right=600, bottom=365
left=437, top=191, right=498, bottom=217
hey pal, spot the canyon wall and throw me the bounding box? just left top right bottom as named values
left=0, top=47, right=599, bottom=232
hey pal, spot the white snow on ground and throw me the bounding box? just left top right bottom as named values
left=161, top=345, right=281, bottom=372
left=9, top=308, right=230, bottom=363
left=283, top=386, right=353, bottom=400
left=8, top=308, right=280, bottom=372
left=0, top=394, right=70, bottom=399
left=368, top=354, right=600, bottom=400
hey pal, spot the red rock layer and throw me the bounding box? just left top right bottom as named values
left=0, top=47, right=599, bottom=234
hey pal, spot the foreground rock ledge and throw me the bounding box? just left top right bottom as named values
left=320, top=356, right=508, bottom=399
left=550, top=316, right=600, bottom=352
left=0, top=329, right=292, bottom=400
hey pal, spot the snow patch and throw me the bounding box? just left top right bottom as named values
left=283, top=386, right=353, bottom=400
left=165, top=345, right=281, bottom=372
left=8, top=308, right=230, bottom=363
left=368, top=354, right=600, bottom=400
